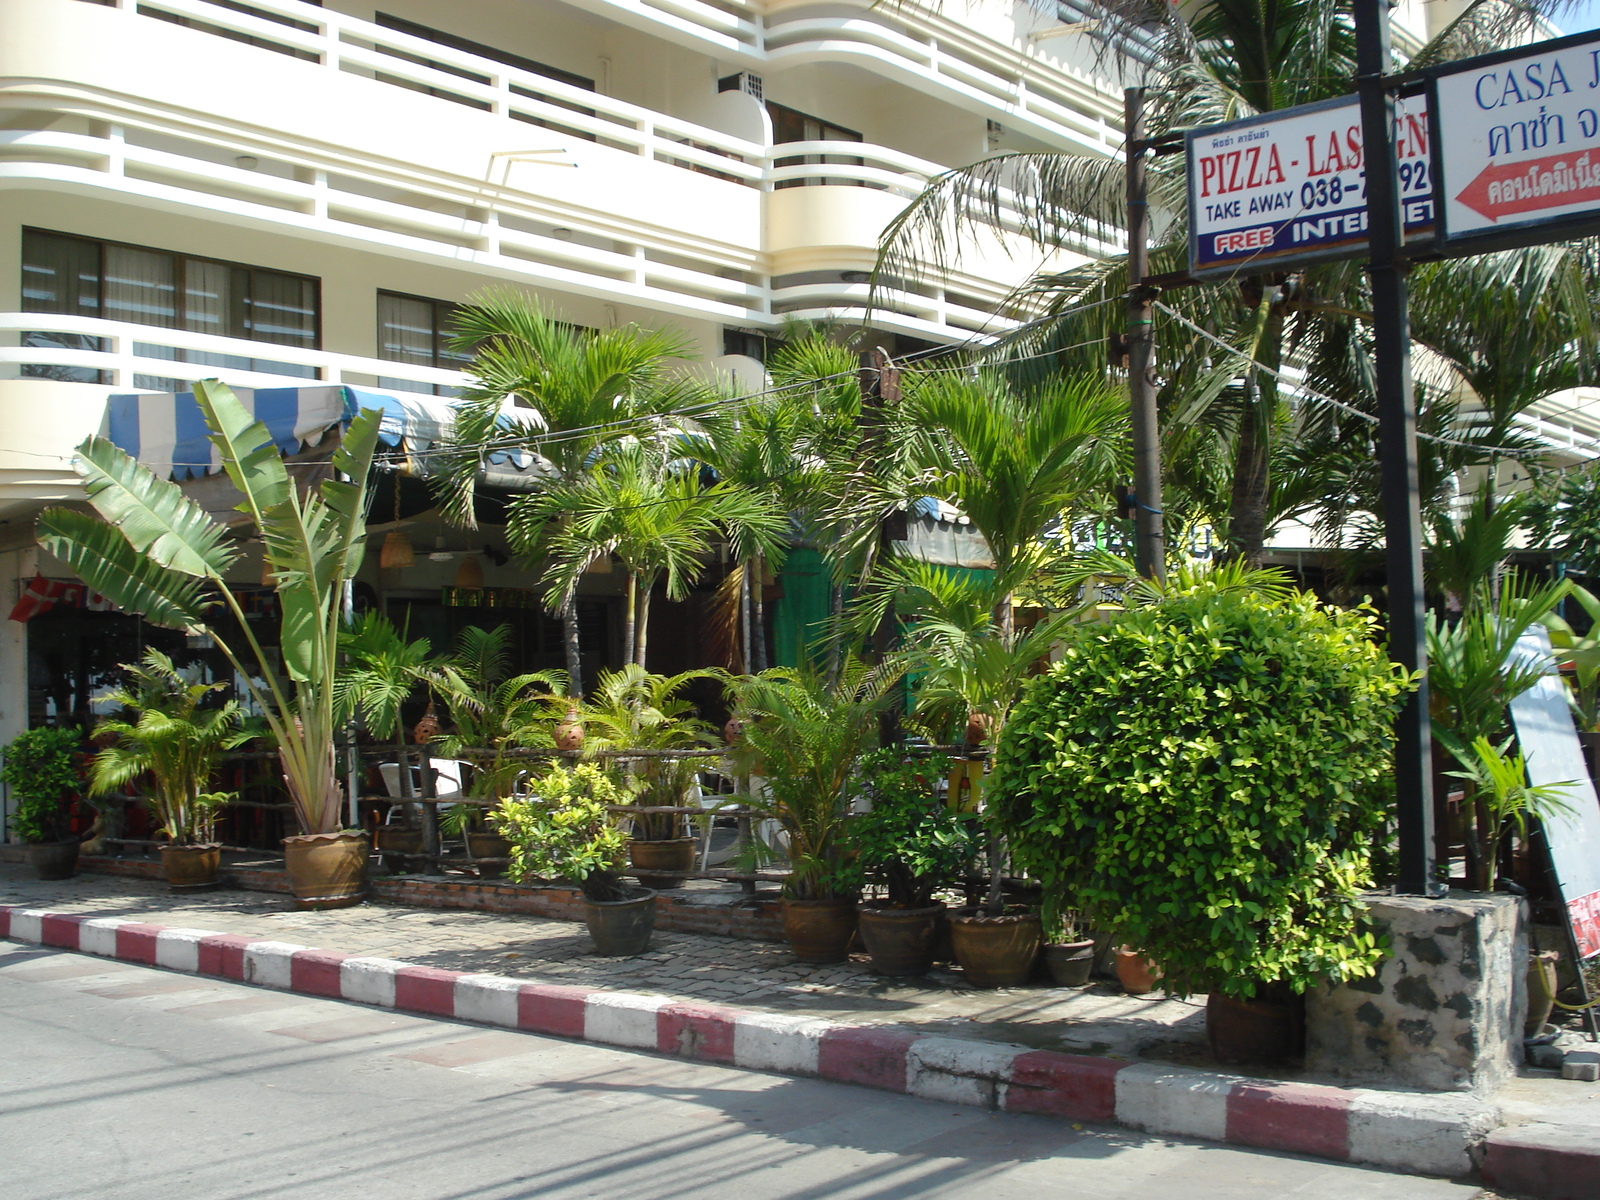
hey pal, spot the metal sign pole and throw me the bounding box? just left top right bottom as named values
left=1355, top=0, right=1436, bottom=895
left=1125, top=86, right=1165, bottom=583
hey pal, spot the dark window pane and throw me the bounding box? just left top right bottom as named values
left=245, top=271, right=318, bottom=347
left=103, top=245, right=177, bottom=327
left=22, top=230, right=100, bottom=317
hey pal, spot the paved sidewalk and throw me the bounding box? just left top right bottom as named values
left=0, top=864, right=1206, bottom=1061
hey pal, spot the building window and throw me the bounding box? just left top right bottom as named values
left=722, top=329, right=773, bottom=363
left=768, top=103, right=864, bottom=189
left=21, top=229, right=320, bottom=390
left=377, top=291, right=474, bottom=396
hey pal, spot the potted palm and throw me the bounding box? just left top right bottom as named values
left=493, top=763, right=654, bottom=955
left=37, top=380, right=384, bottom=907
left=852, top=750, right=979, bottom=976
left=580, top=664, right=721, bottom=888
left=89, top=649, right=256, bottom=890
left=2, top=726, right=85, bottom=880
left=726, top=658, right=894, bottom=964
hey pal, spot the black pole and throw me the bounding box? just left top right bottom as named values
left=1354, top=0, right=1436, bottom=895
left=1125, top=87, right=1165, bottom=583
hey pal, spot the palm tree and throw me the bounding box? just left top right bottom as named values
left=897, top=369, right=1125, bottom=644
left=525, top=437, right=788, bottom=669
left=875, top=0, right=1576, bottom=563
left=90, top=649, right=256, bottom=846
left=433, top=290, right=705, bottom=694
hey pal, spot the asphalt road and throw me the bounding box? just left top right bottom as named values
left=0, top=942, right=1486, bottom=1200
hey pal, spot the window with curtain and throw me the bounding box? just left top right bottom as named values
left=377, top=291, right=471, bottom=396
left=20, top=229, right=320, bottom=390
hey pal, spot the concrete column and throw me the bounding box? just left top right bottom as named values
left=0, top=545, right=36, bottom=841
left=1306, top=892, right=1527, bottom=1093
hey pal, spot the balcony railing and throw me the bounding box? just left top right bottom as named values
left=0, top=314, right=470, bottom=393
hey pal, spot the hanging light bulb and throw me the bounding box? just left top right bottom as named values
left=454, top=554, right=485, bottom=589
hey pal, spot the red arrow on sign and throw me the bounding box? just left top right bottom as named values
left=1455, top=150, right=1600, bottom=223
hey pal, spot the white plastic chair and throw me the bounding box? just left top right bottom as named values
left=379, top=758, right=467, bottom=823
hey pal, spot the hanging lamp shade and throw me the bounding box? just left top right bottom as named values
left=260, top=554, right=274, bottom=587
left=380, top=529, right=416, bottom=569
left=454, top=554, right=485, bottom=589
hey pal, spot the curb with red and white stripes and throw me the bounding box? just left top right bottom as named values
left=1, top=904, right=1566, bottom=1186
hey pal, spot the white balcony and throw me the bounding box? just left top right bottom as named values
left=0, top=313, right=470, bottom=392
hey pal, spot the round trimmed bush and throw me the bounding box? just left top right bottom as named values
left=987, top=583, right=1410, bottom=998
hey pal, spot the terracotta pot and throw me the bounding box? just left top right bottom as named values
left=628, top=836, right=697, bottom=889
left=723, top=716, right=744, bottom=745
left=374, top=826, right=425, bottom=874
left=584, top=887, right=657, bottom=956
left=1527, top=950, right=1561, bottom=1038
left=1206, top=990, right=1305, bottom=1065
left=282, top=830, right=369, bottom=909
left=1043, top=939, right=1096, bottom=988
left=466, top=832, right=511, bottom=879
left=555, top=708, right=585, bottom=751
left=160, top=843, right=221, bottom=891
left=858, top=903, right=946, bottom=976
left=782, top=899, right=859, bottom=964
left=948, top=911, right=1042, bottom=987
left=27, top=840, right=79, bottom=881
left=1115, top=946, right=1162, bottom=994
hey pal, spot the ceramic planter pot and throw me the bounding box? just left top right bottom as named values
left=858, top=903, right=946, bottom=976
left=628, top=836, right=697, bottom=889
left=782, top=899, right=858, bottom=964
left=282, top=830, right=369, bottom=909
left=1115, top=947, right=1162, bottom=994
left=584, top=888, right=657, bottom=956
left=160, top=843, right=221, bottom=891
left=27, top=839, right=79, bottom=881
left=948, top=911, right=1041, bottom=987
left=1527, top=950, right=1561, bottom=1038
left=466, top=832, right=511, bottom=878
left=1206, top=990, right=1304, bottom=1065
left=374, top=826, right=425, bottom=874
left=1042, top=939, right=1096, bottom=987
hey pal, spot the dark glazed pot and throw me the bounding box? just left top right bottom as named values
left=584, top=888, right=657, bottom=956
left=160, top=843, right=221, bottom=891
left=948, top=911, right=1041, bottom=987
left=782, top=899, right=858, bottom=964
left=1206, top=990, right=1305, bottom=1065
left=466, top=832, right=511, bottom=878
left=27, top=840, right=79, bottom=881
left=283, top=830, right=368, bottom=909
left=374, top=826, right=424, bottom=875
left=1043, top=939, right=1096, bottom=987
left=628, top=836, right=698, bottom=889
left=858, top=903, right=946, bottom=976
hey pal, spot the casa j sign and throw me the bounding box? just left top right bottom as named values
left=1185, top=94, right=1435, bottom=277
left=1431, top=28, right=1600, bottom=252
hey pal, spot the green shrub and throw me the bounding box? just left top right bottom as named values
left=852, top=751, right=979, bottom=908
left=492, top=763, right=630, bottom=901
left=2, top=727, right=84, bottom=844
left=987, top=583, right=1410, bottom=998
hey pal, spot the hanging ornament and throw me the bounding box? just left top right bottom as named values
left=380, top=471, right=415, bottom=568
left=555, top=705, right=586, bottom=751
left=412, top=701, right=441, bottom=745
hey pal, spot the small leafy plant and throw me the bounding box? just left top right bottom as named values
left=492, top=764, right=630, bottom=901
left=2, top=727, right=84, bottom=844
left=853, top=751, right=979, bottom=908
left=1448, top=736, right=1575, bottom=886
left=988, top=581, right=1411, bottom=999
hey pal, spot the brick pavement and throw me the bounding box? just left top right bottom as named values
left=0, top=862, right=1205, bottom=1059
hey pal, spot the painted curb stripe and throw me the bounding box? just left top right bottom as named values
left=0, top=905, right=1508, bottom=1178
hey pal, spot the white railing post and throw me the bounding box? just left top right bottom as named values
left=106, top=123, right=125, bottom=178
left=310, top=169, right=328, bottom=220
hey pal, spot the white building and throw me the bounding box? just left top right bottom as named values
left=0, top=0, right=1576, bottom=761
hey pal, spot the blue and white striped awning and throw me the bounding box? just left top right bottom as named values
left=104, top=385, right=548, bottom=488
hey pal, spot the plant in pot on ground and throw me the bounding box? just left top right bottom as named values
left=36, top=380, right=384, bottom=908
left=852, top=749, right=979, bottom=976
left=2, top=726, right=88, bottom=880
left=988, top=571, right=1412, bottom=1065
left=493, top=763, right=655, bottom=956
left=725, top=657, right=894, bottom=964
left=580, top=664, right=722, bottom=888
left=90, top=649, right=257, bottom=890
